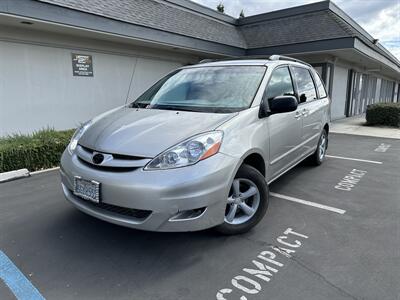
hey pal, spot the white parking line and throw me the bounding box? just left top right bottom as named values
left=326, top=155, right=382, bottom=165
left=270, top=192, right=346, bottom=215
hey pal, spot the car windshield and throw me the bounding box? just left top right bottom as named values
left=131, top=66, right=266, bottom=113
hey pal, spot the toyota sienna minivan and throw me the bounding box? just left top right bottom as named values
left=60, top=55, right=330, bottom=234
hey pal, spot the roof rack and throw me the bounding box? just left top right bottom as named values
left=268, top=55, right=311, bottom=66
left=198, top=57, right=262, bottom=64
left=198, top=58, right=217, bottom=64
left=198, top=55, right=311, bottom=66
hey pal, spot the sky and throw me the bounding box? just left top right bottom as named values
left=192, top=0, right=400, bottom=60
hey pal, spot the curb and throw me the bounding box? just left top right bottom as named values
left=0, top=167, right=60, bottom=183
left=30, top=167, right=60, bottom=175
left=0, top=169, right=30, bottom=183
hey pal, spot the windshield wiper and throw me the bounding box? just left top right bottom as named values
left=152, top=105, right=200, bottom=112
left=129, top=102, right=148, bottom=109
left=130, top=102, right=140, bottom=108
left=152, top=105, right=242, bottom=113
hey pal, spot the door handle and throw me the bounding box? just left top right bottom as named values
left=295, top=111, right=302, bottom=119
left=302, top=109, right=308, bottom=116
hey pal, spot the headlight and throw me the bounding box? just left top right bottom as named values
left=68, top=121, right=92, bottom=154
left=145, top=131, right=223, bottom=170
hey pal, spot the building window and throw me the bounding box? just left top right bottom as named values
left=347, top=71, right=396, bottom=117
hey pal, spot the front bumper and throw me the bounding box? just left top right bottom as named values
left=60, top=150, right=238, bottom=232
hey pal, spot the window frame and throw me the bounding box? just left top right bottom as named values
left=311, top=69, right=328, bottom=99
left=289, top=65, right=319, bottom=105
left=262, top=64, right=296, bottom=104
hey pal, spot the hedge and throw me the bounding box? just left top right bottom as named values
left=366, top=102, right=400, bottom=128
left=0, top=128, right=75, bottom=173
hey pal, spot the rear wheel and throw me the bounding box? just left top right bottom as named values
left=308, top=129, right=328, bottom=166
left=216, top=164, right=268, bottom=235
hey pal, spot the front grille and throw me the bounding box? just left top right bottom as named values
left=78, top=157, right=139, bottom=172
left=76, top=195, right=152, bottom=220
left=80, top=145, right=146, bottom=160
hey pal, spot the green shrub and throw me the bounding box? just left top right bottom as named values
left=0, top=128, right=75, bottom=173
left=366, top=102, right=400, bottom=128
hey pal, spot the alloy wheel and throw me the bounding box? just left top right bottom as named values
left=224, top=178, right=260, bottom=225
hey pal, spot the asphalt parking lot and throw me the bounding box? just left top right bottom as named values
left=0, top=133, right=399, bottom=300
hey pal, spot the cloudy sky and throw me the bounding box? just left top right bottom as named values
left=192, top=0, right=400, bottom=59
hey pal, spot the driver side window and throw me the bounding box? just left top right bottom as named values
left=265, top=67, right=295, bottom=101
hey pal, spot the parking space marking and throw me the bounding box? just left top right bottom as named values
left=216, top=228, right=309, bottom=300
left=335, top=169, right=367, bottom=191
left=270, top=192, right=346, bottom=214
left=374, top=143, right=391, bottom=152
left=0, top=250, right=45, bottom=300
left=326, top=155, right=382, bottom=165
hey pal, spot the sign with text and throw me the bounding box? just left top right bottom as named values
left=72, top=53, right=93, bottom=77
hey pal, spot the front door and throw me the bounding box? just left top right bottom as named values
left=264, top=66, right=303, bottom=181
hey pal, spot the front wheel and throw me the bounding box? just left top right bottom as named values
left=215, top=164, right=269, bottom=235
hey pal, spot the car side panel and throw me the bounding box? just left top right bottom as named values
left=217, top=107, right=270, bottom=175
left=266, top=110, right=303, bottom=179
left=299, top=98, right=328, bottom=153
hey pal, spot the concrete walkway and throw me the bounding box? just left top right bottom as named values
left=331, top=115, right=400, bottom=139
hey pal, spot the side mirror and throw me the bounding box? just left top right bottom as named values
left=268, top=95, right=298, bottom=114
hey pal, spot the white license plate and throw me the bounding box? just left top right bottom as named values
left=73, top=176, right=100, bottom=203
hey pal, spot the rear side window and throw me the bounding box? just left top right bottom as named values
left=292, top=67, right=317, bottom=102
left=265, top=67, right=295, bottom=100
left=313, top=71, right=328, bottom=98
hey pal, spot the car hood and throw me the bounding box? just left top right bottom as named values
left=79, top=107, right=237, bottom=157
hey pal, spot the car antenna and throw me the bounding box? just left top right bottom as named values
left=125, top=63, right=137, bottom=105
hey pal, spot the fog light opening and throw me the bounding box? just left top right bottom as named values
left=169, top=207, right=206, bottom=221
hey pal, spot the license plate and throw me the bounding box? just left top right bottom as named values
left=73, top=176, right=100, bottom=203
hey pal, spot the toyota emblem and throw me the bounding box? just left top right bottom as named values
left=92, top=153, right=104, bottom=164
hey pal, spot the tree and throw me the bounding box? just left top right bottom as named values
left=239, top=9, right=245, bottom=18
left=217, top=2, right=224, bottom=13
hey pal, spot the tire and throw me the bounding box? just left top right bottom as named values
left=215, top=164, right=269, bottom=235
left=308, top=129, right=328, bottom=166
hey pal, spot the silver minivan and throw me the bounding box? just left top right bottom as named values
left=60, top=55, right=330, bottom=234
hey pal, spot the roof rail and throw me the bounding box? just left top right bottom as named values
left=198, top=58, right=217, bottom=64
left=199, top=56, right=271, bottom=64
left=198, top=55, right=311, bottom=66
left=268, top=55, right=311, bottom=67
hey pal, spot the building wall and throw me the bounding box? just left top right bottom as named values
left=1, top=25, right=399, bottom=136
left=330, top=65, right=349, bottom=120
left=0, top=27, right=195, bottom=136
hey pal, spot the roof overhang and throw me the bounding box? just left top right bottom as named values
left=0, top=0, right=244, bottom=57
left=247, top=37, right=400, bottom=80
left=0, top=0, right=398, bottom=79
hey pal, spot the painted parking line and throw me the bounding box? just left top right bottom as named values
left=216, top=228, right=309, bottom=300
left=0, top=250, right=45, bottom=300
left=374, top=143, right=391, bottom=153
left=326, top=155, right=382, bottom=165
left=270, top=192, right=346, bottom=215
